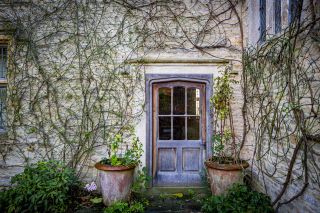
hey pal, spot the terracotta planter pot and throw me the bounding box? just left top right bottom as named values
left=205, top=160, right=249, bottom=195
left=95, top=162, right=136, bottom=206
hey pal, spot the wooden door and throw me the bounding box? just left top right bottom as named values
left=152, top=81, right=206, bottom=186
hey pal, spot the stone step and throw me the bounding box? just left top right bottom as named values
left=147, top=186, right=209, bottom=195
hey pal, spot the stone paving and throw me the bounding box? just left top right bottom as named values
left=144, top=189, right=207, bottom=213
left=145, top=196, right=202, bottom=213
left=75, top=188, right=208, bottom=213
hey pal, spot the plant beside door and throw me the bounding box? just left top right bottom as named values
left=95, top=130, right=143, bottom=206
left=205, top=67, right=249, bottom=195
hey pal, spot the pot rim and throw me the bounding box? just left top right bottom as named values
left=95, top=162, right=136, bottom=171
left=205, top=160, right=249, bottom=171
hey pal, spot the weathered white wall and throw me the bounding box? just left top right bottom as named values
left=0, top=0, right=244, bottom=188
left=1, top=1, right=318, bottom=212
left=245, top=1, right=320, bottom=212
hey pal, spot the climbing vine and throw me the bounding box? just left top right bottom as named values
left=243, top=5, right=320, bottom=210
left=0, top=1, right=319, bottom=211
left=211, top=66, right=239, bottom=163
left=0, top=0, right=239, bottom=178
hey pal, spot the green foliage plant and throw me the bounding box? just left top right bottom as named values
left=104, top=201, right=145, bottom=213
left=0, top=160, right=79, bottom=213
left=90, top=197, right=103, bottom=204
left=201, top=184, right=274, bottom=213
left=131, top=167, right=151, bottom=195
left=210, top=66, right=240, bottom=164
left=187, top=189, right=195, bottom=198
left=100, top=132, right=143, bottom=167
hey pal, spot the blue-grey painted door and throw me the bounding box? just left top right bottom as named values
left=152, top=81, right=206, bottom=186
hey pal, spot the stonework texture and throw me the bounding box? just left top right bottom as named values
left=0, top=1, right=319, bottom=212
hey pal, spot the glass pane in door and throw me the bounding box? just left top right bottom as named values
left=173, top=87, right=185, bottom=115
left=159, top=87, right=171, bottom=115
left=187, top=88, right=200, bottom=115
left=187, top=116, right=200, bottom=140
left=159, top=117, right=171, bottom=140
left=173, top=116, right=185, bottom=140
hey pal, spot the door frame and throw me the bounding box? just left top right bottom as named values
left=145, top=74, right=213, bottom=187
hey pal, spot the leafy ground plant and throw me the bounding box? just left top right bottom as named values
left=201, top=184, right=274, bottom=213
left=0, top=160, right=79, bottom=213
left=104, top=201, right=146, bottom=213
left=131, top=167, right=151, bottom=196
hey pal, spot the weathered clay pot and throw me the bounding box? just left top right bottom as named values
left=95, top=162, right=135, bottom=206
left=205, top=160, right=249, bottom=195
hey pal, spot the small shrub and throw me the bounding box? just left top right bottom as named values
left=187, top=189, right=195, bottom=198
left=131, top=167, right=151, bottom=195
left=201, top=184, right=274, bottom=213
left=104, top=201, right=145, bottom=213
left=0, top=160, right=79, bottom=213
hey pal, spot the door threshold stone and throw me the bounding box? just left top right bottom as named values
left=147, top=186, right=209, bottom=195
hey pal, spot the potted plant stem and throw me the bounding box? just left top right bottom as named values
left=205, top=67, right=249, bottom=195
left=95, top=132, right=143, bottom=206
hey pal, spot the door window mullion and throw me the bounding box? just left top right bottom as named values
left=199, top=87, right=202, bottom=142
left=185, top=87, right=187, bottom=140
left=171, top=86, right=173, bottom=141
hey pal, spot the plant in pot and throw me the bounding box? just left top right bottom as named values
left=95, top=132, right=143, bottom=206
left=205, top=67, right=249, bottom=195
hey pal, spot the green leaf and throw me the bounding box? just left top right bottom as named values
left=90, top=197, right=103, bottom=204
